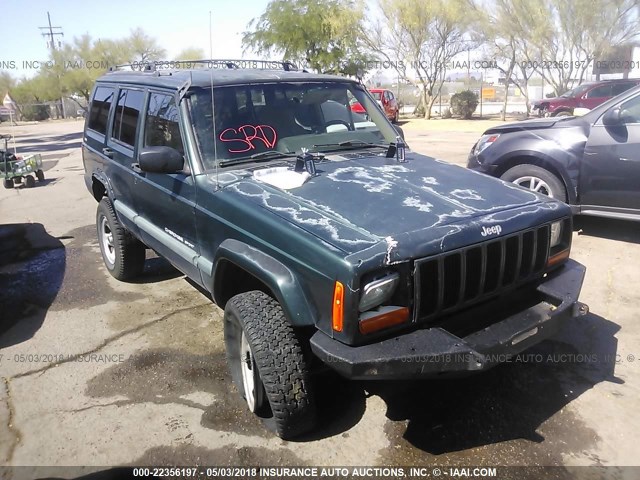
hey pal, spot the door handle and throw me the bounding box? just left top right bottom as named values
left=619, top=157, right=639, bottom=162
left=102, top=147, right=114, bottom=159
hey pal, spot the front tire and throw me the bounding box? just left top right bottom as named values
left=96, top=197, right=146, bottom=281
left=224, top=290, right=317, bottom=439
left=25, top=175, right=35, bottom=188
left=501, top=164, right=567, bottom=202
left=3, top=178, right=13, bottom=189
left=36, top=169, right=45, bottom=181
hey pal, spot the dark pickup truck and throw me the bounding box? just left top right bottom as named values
left=82, top=60, right=587, bottom=439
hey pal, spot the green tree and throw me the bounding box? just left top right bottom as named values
left=174, top=47, right=206, bottom=61
left=522, top=0, right=640, bottom=95
left=363, top=0, right=474, bottom=119
left=471, top=0, right=537, bottom=119
left=0, top=71, right=15, bottom=97
left=243, top=0, right=368, bottom=74
left=11, top=73, right=59, bottom=120
left=128, top=27, right=167, bottom=64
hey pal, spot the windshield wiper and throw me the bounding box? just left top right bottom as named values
left=218, top=150, right=296, bottom=167
left=313, top=140, right=390, bottom=150
left=313, top=140, right=400, bottom=158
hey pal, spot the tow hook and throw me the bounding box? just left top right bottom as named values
left=573, top=302, right=589, bottom=317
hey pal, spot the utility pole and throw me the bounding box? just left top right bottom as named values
left=38, top=12, right=65, bottom=118
left=39, top=12, right=63, bottom=50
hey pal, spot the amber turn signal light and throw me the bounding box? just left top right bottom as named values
left=332, top=281, right=344, bottom=332
left=547, top=248, right=570, bottom=267
left=359, top=307, right=409, bottom=335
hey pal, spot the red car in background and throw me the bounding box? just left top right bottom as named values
left=351, top=88, right=400, bottom=123
left=532, top=78, right=640, bottom=117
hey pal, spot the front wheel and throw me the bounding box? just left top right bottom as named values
left=96, top=198, right=146, bottom=281
left=25, top=175, right=35, bottom=188
left=224, top=290, right=317, bottom=439
left=501, top=164, right=567, bottom=202
left=36, top=169, right=45, bottom=181
left=3, top=178, right=13, bottom=189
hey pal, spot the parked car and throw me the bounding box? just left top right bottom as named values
left=468, top=85, right=640, bottom=221
left=351, top=88, right=400, bottom=123
left=83, top=60, right=586, bottom=439
left=532, top=78, right=640, bottom=117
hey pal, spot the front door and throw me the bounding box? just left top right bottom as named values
left=131, top=91, right=201, bottom=280
left=581, top=91, right=640, bottom=210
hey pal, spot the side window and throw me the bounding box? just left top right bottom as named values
left=388, top=91, right=395, bottom=101
left=586, top=85, right=612, bottom=98
left=144, top=93, right=184, bottom=154
left=88, top=86, right=114, bottom=135
left=112, top=89, right=144, bottom=147
left=620, top=94, right=640, bottom=124
left=611, top=83, right=635, bottom=96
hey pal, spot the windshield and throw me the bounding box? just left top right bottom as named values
left=371, top=91, right=382, bottom=100
left=560, top=84, right=592, bottom=98
left=188, top=81, right=398, bottom=168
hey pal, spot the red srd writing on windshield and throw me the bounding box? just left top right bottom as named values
left=219, top=125, right=277, bottom=153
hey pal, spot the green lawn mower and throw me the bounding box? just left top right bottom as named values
left=1, top=134, right=45, bottom=189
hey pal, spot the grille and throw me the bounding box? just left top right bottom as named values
left=414, top=225, right=550, bottom=322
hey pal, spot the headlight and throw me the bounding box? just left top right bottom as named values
left=473, top=133, right=500, bottom=155
left=550, top=221, right=562, bottom=248
left=359, top=273, right=399, bottom=312
left=547, top=219, right=571, bottom=267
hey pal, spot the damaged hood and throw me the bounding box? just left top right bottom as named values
left=221, top=152, right=551, bottom=253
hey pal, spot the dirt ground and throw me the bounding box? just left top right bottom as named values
left=1, top=118, right=639, bottom=476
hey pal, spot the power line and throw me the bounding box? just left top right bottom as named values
left=39, top=11, right=64, bottom=50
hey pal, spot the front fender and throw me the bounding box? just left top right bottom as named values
left=498, top=149, right=579, bottom=205
left=211, top=239, right=316, bottom=327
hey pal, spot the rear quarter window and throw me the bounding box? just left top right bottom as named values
left=88, top=86, right=115, bottom=135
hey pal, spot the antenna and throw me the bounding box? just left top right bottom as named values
left=209, top=11, right=219, bottom=190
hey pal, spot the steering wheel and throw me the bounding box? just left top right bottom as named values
left=324, top=119, right=354, bottom=132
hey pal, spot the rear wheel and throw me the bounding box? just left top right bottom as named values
left=554, top=111, right=572, bottom=117
left=13, top=176, right=22, bottom=184
left=25, top=175, right=35, bottom=188
left=36, top=169, right=45, bottom=181
left=3, top=178, right=13, bottom=189
left=224, top=290, right=317, bottom=439
left=501, top=164, right=567, bottom=201
left=96, top=197, right=146, bottom=280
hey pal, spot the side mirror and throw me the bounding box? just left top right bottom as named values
left=602, top=107, right=622, bottom=126
left=394, top=125, right=405, bottom=139
left=138, top=146, right=184, bottom=173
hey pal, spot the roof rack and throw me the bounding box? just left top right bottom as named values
left=108, top=59, right=299, bottom=73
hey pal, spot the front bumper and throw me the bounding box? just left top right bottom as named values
left=310, top=259, right=586, bottom=380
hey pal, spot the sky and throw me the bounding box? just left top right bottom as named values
left=0, top=0, right=273, bottom=78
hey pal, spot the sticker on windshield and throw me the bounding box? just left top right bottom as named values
left=219, top=125, right=277, bottom=153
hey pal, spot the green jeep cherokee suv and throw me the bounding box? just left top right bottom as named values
left=82, top=60, right=587, bottom=439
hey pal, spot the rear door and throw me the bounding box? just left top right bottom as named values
left=130, top=90, right=201, bottom=280
left=580, top=91, right=640, bottom=210
left=104, top=87, right=146, bottom=234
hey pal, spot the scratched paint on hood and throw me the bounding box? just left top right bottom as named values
left=219, top=153, right=546, bottom=253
